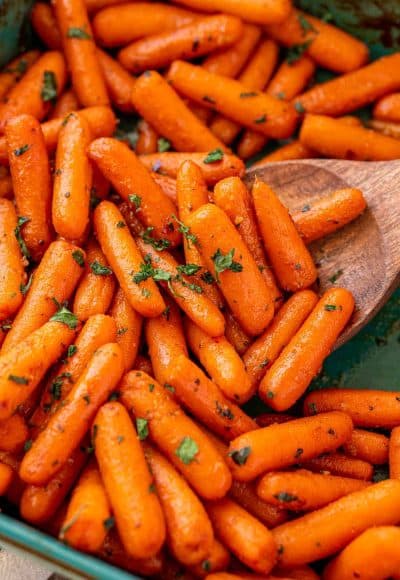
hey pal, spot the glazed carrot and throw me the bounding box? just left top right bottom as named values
left=136, top=120, right=158, bottom=155
left=302, top=453, right=373, bottom=481
left=252, top=141, right=317, bottom=165
left=136, top=239, right=226, bottom=338
left=0, top=414, right=29, bottom=453
left=187, top=203, right=274, bottom=336
left=53, top=112, right=92, bottom=242
left=20, top=445, right=87, bottom=524
left=98, top=531, right=165, bottom=577
left=60, top=460, right=111, bottom=552
left=96, top=49, right=136, bottom=113
left=93, top=3, right=198, bottom=47
left=167, top=354, right=257, bottom=440
left=243, top=290, right=318, bottom=389
left=266, top=9, right=368, bottom=73
left=206, top=498, right=277, bottom=574
left=260, top=288, right=354, bottom=410
left=50, top=89, right=79, bottom=119
left=119, top=370, right=232, bottom=499
left=185, top=318, right=252, bottom=404
left=292, top=188, right=367, bottom=244
left=0, top=50, right=40, bottom=100
left=54, top=0, right=109, bottom=107
left=31, top=3, right=61, bottom=49
left=0, top=51, right=66, bottom=132
left=213, top=176, right=281, bottom=306
left=119, top=15, right=243, bottom=73
left=0, top=168, right=12, bottom=199
left=227, top=412, right=353, bottom=482
left=210, top=38, right=279, bottom=146
left=139, top=152, right=245, bottom=186
left=131, top=71, right=225, bottom=153
left=188, top=538, right=230, bottom=578
left=303, top=388, right=400, bottom=428
left=143, top=443, right=214, bottom=566
left=389, top=426, right=400, bottom=479
left=0, top=462, right=13, bottom=495
left=93, top=201, right=165, bottom=317
left=0, top=200, right=25, bottom=320
left=167, top=61, right=298, bottom=139
left=85, top=0, right=131, bottom=12
left=171, top=0, right=291, bottom=25
left=368, top=119, right=400, bottom=140
left=252, top=179, right=317, bottom=293
left=373, top=92, right=400, bottom=123
left=225, top=311, right=251, bottom=355
left=257, top=469, right=369, bottom=512
left=203, top=24, right=261, bottom=77
left=342, top=429, right=389, bottom=465
left=88, top=138, right=180, bottom=247
left=91, top=159, right=112, bottom=202
left=272, top=479, right=400, bottom=567
left=145, top=295, right=188, bottom=386
left=73, top=240, right=115, bottom=321
left=110, top=288, right=143, bottom=372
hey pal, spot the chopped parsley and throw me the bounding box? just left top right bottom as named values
left=228, top=446, right=251, bottom=465
left=215, top=401, right=234, bottom=420
left=308, top=402, right=318, bottom=415
left=294, top=448, right=303, bottom=458
left=202, top=560, right=211, bottom=572
left=254, top=114, right=267, bottom=124
left=240, top=91, right=258, bottom=98
left=103, top=516, right=115, bottom=531
left=328, top=269, right=343, bottom=284
left=8, top=374, right=29, bottom=385
left=41, top=70, right=57, bottom=102
left=200, top=271, right=215, bottom=284
left=286, top=40, right=313, bottom=64
left=274, top=492, right=298, bottom=502
left=212, top=248, right=243, bottom=282
left=24, top=439, right=33, bottom=452
left=128, top=194, right=142, bottom=210
left=20, top=273, right=33, bottom=295
left=157, top=137, right=171, bottom=152
left=136, top=418, right=149, bottom=440
left=203, top=95, right=216, bottom=104
left=72, top=250, right=85, bottom=267
left=67, top=345, right=78, bottom=358
left=294, top=101, right=306, bottom=114
left=203, top=148, right=224, bottom=164
left=13, top=144, right=29, bottom=156
left=164, top=383, right=175, bottom=393
left=90, top=261, right=112, bottom=276
left=141, top=227, right=171, bottom=251
left=175, top=436, right=199, bottom=465
left=298, top=13, right=317, bottom=35
left=176, top=263, right=201, bottom=276
left=50, top=305, right=79, bottom=329
left=172, top=215, right=197, bottom=246
left=324, top=304, right=342, bottom=311
left=67, top=27, right=92, bottom=40
left=14, top=216, right=31, bottom=260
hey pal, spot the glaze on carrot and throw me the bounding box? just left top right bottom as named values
left=342, top=429, right=389, bottom=465
left=0, top=50, right=40, bottom=100
left=0, top=199, right=25, bottom=320
left=110, top=288, right=143, bottom=371
left=303, top=453, right=373, bottom=481
left=373, top=92, right=400, bottom=123
left=389, top=426, right=400, bottom=479
left=50, top=89, right=79, bottom=119
left=31, top=3, right=61, bottom=49
left=0, top=414, right=29, bottom=453
left=96, top=49, right=136, bottom=113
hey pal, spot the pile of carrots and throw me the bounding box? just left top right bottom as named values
left=0, top=0, right=399, bottom=578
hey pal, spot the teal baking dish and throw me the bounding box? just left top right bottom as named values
left=0, top=1, right=399, bottom=578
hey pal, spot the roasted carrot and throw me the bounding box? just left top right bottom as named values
left=187, top=203, right=274, bottom=336
left=60, top=460, right=111, bottom=552
left=50, top=89, right=79, bottom=119
left=252, top=179, right=317, bottom=293
left=167, top=61, right=298, bottom=139
left=303, top=388, right=400, bottom=428
left=224, top=311, right=251, bottom=355
left=0, top=462, right=13, bottom=495
left=131, top=71, right=225, bottom=153
left=206, top=498, right=277, bottom=574
left=302, top=453, right=373, bottom=481
left=136, top=120, right=158, bottom=155
left=389, top=426, right=400, bottom=479
left=171, top=0, right=291, bottom=25
left=1, top=240, right=83, bottom=353
left=227, top=412, right=353, bottom=482
left=139, top=152, right=245, bottom=185
left=98, top=531, right=165, bottom=577
left=122, top=370, right=232, bottom=495
left=188, top=538, right=230, bottom=578
left=273, top=479, right=400, bottom=567
left=261, top=288, right=354, bottom=410
left=0, top=414, right=29, bottom=453
left=88, top=138, right=180, bottom=247
left=0, top=199, right=25, bottom=320
left=342, top=429, right=389, bottom=465
left=96, top=49, right=136, bottom=113
left=109, top=288, right=143, bottom=372
left=31, top=3, right=61, bottom=49
left=373, top=92, right=400, bottom=123
left=0, top=50, right=40, bottom=100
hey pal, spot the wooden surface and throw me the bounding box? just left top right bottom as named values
left=245, top=160, right=400, bottom=346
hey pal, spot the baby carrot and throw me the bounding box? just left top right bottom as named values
left=50, top=89, right=79, bottom=119
left=272, top=479, right=400, bottom=567
left=0, top=51, right=67, bottom=132
left=252, top=141, right=317, bottom=165
left=119, top=370, right=232, bottom=499
left=303, top=453, right=373, bottom=481
left=94, top=200, right=165, bottom=317
left=98, top=531, right=165, bottom=577
left=185, top=318, right=252, bottom=404
left=131, top=71, right=225, bottom=153
left=118, top=15, right=243, bottom=73
left=252, top=179, right=317, bottom=293
left=1, top=240, right=84, bottom=353
left=110, top=288, right=143, bottom=372
left=0, top=462, right=13, bottom=495
left=300, top=113, right=400, bottom=161
left=188, top=538, right=230, bottom=578
left=303, top=388, right=400, bottom=428
left=227, top=412, right=353, bottom=482
left=0, top=200, right=25, bottom=320
left=0, top=169, right=12, bottom=199
left=213, top=176, right=281, bottom=306
left=20, top=445, right=87, bottom=524
left=342, top=429, right=389, bottom=465
left=257, top=469, right=369, bottom=512
left=373, top=92, right=400, bottom=123
left=244, top=290, right=318, bottom=390
left=96, top=49, right=136, bottom=113
left=5, top=114, right=52, bottom=261
left=0, top=319, right=77, bottom=420
left=139, top=152, right=245, bottom=185
left=88, top=138, right=180, bottom=247
left=136, top=120, right=158, bottom=155
left=261, top=288, right=354, bottom=410
left=53, top=112, right=92, bottom=242
left=85, top=0, right=131, bottom=12
left=172, top=0, right=291, bottom=25
left=54, top=0, right=109, bottom=107
left=389, top=427, right=400, bottom=479
left=0, top=50, right=40, bottom=100
left=136, top=238, right=226, bottom=338
left=94, top=402, right=166, bottom=558
left=324, top=526, right=400, bottom=580
left=292, top=187, right=367, bottom=244
left=0, top=414, right=29, bottom=453
left=60, top=460, right=111, bottom=552
left=31, top=3, right=61, bottom=49
left=166, top=354, right=257, bottom=440
left=224, top=311, right=251, bottom=355
left=73, top=240, right=115, bottom=321
left=93, top=3, right=198, bottom=48
left=265, top=9, right=368, bottom=73
left=167, top=61, right=298, bottom=139
left=205, top=498, right=277, bottom=574
left=187, top=203, right=274, bottom=336
left=143, top=443, right=214, bottom=566
left=368, top=119, right=400, bottom=140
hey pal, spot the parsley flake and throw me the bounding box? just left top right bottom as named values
left=90, top=261, right=112, bottom=276
left=20, top=273, right=33, bottom=295
left=103, top=516, right=115, bottom=531
left=14, top=216, right=31, bottom=261
left=203, top=148, right=224, bottom=164
left=286, top=40, right=313, bottom=65
left=294, top=101, right=306, bottom=114
left=212, top=248, right=243, bottom=282
left=240, top=91, right=258, bottom=98
left=203, top=95, right=216, bottom=104
left=8, top=374, right=29, bottom=385
left=50, top=305, right=79, bottom=329
left=228, top=446, right=251, bottom=465
left=157, top=137, right=171, bottom=152
left=175, top=437, right=199, bottom=465
left=128, top=194, right=142, bottom=210
left=136, top=417, right=149, bottom=440
left=298, top=13, right=317, bottom=35
left=41, top=70, right=57, bottom=102
left=72, top=250, right=85, bottom=267
left=324, top=304, right=342, bottom=311
left=328, top=269, right=343, bottom=284
left=141, top=227, right=171, bottom=251
left=274, top=492, right=298, bottom=502
left=172, top=215, right=197, bottom=246
left=67, top=27, right=92, bottom=40
left=67, top=345, right=78, bottom=358
left=176, top=263, right=201, bottom=276
left=254, top=114, right=267, bottom=124
left=24, top=439, right=33, bottom=452
left=13, top=144, right=29, bottom=156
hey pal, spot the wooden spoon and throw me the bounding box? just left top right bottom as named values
left=245, top=159, right=400, bottom=347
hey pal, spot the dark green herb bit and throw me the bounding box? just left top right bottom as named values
left=90, top=261, right=112, bottom=276
left=172, top=215, right=197, bottom=246
left=286, top=40, right=313, bottom=65
left=203, top=95, right=216, bottom=104
left=103, top=517, right=115, bottom=531
left=67, top=27, right=92, bottom=40
left=177, top=263, right=201, bottom=276
left=259, top=359, right=270, bottom=369
left=50, top=305, right=79, bottom=329
left=202, top=560, right=211, bottom=572
left=275, top=492, right=298, bottom=502
left=157, top=137, right=171, bottom=152
left=148, top=483, right=156, bottom=493
left=298, top=13, right=317, bottom=35
left=328, top=269, right=343, bottom=284
left=128, top=194, right=142, bottom=210
left=240, top=91, right=258, bottom=98
left=13, top=144, right=29, bottom=157
left=83, top=395, right=90, bottom=405
left=117, top=327, right=128, bottom=336
left=8, top=374, right=29, bottom=385
left=301, top=204, right=311, bottom=212
left=109, top=391, right=120, bottom=401
left=141, top=227, right=171, bottom=251
left=72, top=250, right=85, bottom=267
left=308, top=402, right=318, bottom=415
left=276, top=91, right=286, bottom=100
left=136, top=417, right=149, bottom=440
left=372, top=466, right=389, bottom=483
left=200, top=271, right=215, bottom=284
left=67, top=345, right=78, bottom=358
left=5, top=59, right=28, bottom=75
left=61, top=112, right=74, bottom=127
left=324, top=304, right=342, bottom=311
left=212, top=248, right=243, bottom=282
left=180, top=279, right=203, bottom=294
left=41, top=70, right=57, bottom=102
left=294, top=101, right=306, bottom=114
left=267, top=390, right=275, bottom=399
left=116, top=220, right=126, bottom=228
left=148, top=383, right=155, bottom=392
left=294, top=263, right=302, bottom=270
left=175, top=436, right=199, bottom=465
left=24, top=439, right=33, bottom=452
left=20, top=273, right=33, bottom=295
left=294, top=448, right=303, bottom=458
left=141, top=288, right=151, bottom=298
left=203, top=148, right=224, bottom=164
left=215, top=401, right=234, bottom=420
left=164, top=383, right=175, bottom=393
left=278, top=544, right=285, bottom=555
left=254, top=114, right=267, bottom=124
left=228, top=446, right=251, bottom=466
left=117, top=435, right=124, bottom=444
left=162, top=306, right=170, bottom=320
left=14, top=216, right=31, bottom=260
